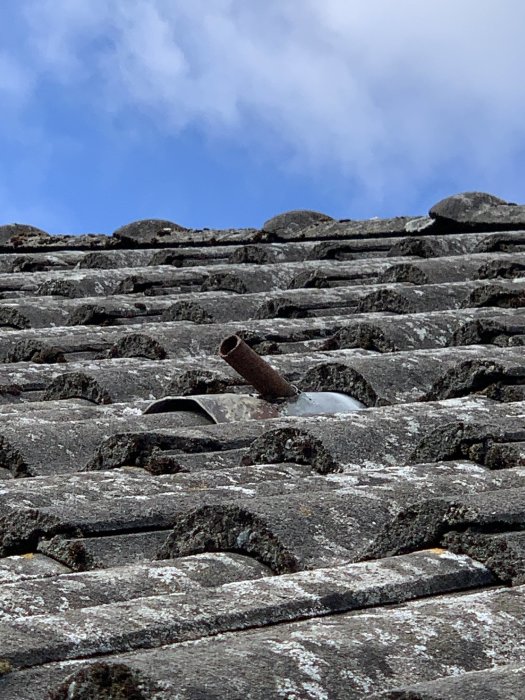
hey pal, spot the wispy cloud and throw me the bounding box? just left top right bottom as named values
left=2, top=0, right=525, bottom=225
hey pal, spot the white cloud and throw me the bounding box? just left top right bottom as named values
left=5, top=0, right=525, bottom=207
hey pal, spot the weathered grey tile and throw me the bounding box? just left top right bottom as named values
left=0, top=412, right=221, bottom=477
left=380, top=252, right=525, bottom=285
left=443, top=530, right=525, bottom=585
left=6, top=579, right=525, bottom=699
left=297, top=345, right=525, bottom=406
left=358, top=278, right=525, bottom=313
left=245, top=397, right=523, bottom=472
left=372, top=664, right=525, bottom=700
left=324, top=307, right=522, bottom=352
left=370, top=485, right=525, bottom=559
left=0, top=554, right=70, bottom=585
left=430, top=191, right=525, bottom=231
left=0, top=550, right=492, bottom=674
left=0, top=553, right=272, bottom=621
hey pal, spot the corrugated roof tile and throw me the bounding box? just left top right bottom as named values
left=1, top=193, right=525, bottom=697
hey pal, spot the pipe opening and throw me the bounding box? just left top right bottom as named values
left=220, top=335, right=240, bottom=357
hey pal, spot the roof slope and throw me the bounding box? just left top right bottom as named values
left=1, top=191, right=525, bottom=697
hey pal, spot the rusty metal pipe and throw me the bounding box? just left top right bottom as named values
left=219, top=334, right=297, bottom=399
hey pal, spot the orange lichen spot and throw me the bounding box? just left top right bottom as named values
left=0, top=659, right=12, bottom=676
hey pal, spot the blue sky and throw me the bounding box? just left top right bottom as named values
left=1, top=1, right=525, bottom=234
